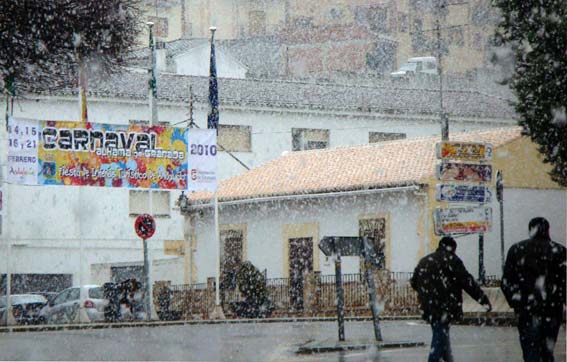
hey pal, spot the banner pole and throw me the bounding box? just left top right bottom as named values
left=214, top=193, right=220, bottom=306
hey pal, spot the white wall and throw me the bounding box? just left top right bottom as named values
left=191, top=187, right=566, bottom=283
left=191, top=189, right=425, bottom=282
left=452, top=188, right=567, bottom=279
left=1, top=93, right=513, bottom=288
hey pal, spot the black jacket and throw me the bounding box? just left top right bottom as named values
left=411, top=247, right=490, bottom=323
left=501, top=237, right=566, bottom=317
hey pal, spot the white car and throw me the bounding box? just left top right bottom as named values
left=38, top=285, right=107, bottom=324
left=391, top=56, right=438, bottom=78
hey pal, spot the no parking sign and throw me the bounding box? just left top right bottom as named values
left=134, top=214, right=156, bottom=239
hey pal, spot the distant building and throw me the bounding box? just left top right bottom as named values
left=138, top=0, right=501, bottom=80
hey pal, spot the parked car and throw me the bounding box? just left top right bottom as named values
left=0, top=294, right=48, bottom=325
left=390, top=56, right=438, bottom=78
left=30, top=292, right=59, bottom=304
left=38, top=285, right=107, bottom=324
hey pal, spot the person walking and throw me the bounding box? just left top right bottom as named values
left=501, top=217, right=566, bottom=362
left=411, top=236, right=492, bottom=362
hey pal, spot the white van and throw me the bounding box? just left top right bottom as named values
left=391, top=56, right=438, bottom=77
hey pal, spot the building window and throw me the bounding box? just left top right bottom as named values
left=448, top=27, right=465, bottom=47
left=398, top=13, right=409, bottom=32
left=369, top=132, right=406, bottom=143
left=249, top=10, right=266, bottom=35
left=147, top=16, right=168, bottom=38
left=129, top=190, right=170, bottom=217
left=292, top=128, right=330, bottom=151
left=367, top=6, right=389, bottom=33
left=359, top=217, right=387, bottom=269
left=218, top=125, right=252, bottom=152
left=220, top=226, right=245, bottom=295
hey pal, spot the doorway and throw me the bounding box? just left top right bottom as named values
left=288, top=237, right=313, bottom=310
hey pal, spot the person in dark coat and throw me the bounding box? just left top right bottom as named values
left=501, top=217, right=566, bottom=362
left=411, top=236, right=492, bottom=362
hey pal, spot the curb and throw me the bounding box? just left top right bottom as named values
left=0, top=314, right=517, bottom=333
left=0, top=316, right=420, bottom=333
left=297, top=339, right=426, bottom=354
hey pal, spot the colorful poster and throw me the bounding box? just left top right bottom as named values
left=436, top=162, right=492, bottom=182
left=37, top=121, right=188, bottom=189
left=436, top=142, right=493, bottom=161
left=187, top=129, right=218, bottom=192
left=436, top=184, right=493, bottom=203
left=433, top=207, right=493, bottom=235
left=7, top=117, right=39, bottom=185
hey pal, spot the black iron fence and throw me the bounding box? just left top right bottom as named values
left=159, top=271, right=421, bottom=319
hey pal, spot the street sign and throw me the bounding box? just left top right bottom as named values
left=436, top=184, right=493, bottom=203
left=436, top=162, right=492, bottom=182
left=319, top=236, right=364, bottom=256
left=134, top=214, right=156, bottom=239
left=436, top=142, right=493, bottom=161
left=319, top=236, right=384, bottom=268
left=434, top=207, right=492, bottom=235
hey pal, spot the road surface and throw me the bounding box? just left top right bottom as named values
left=0, top=320, right=565, bottom=361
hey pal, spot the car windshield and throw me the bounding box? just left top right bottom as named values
left=399, top=62, right=418, bottom=71
left=0, top=295, right=46, bottom=306
left=88, top=287, right=104, bottom=299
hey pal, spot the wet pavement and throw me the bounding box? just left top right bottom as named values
left=0, top=320, right=565, bottom=361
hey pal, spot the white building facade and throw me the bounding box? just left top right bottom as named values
left=1, top=71, right=519, bottom=292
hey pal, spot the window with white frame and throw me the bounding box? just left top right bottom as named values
left=218, top=125, right=252, bottom=152
left=292, top=128, right=330, bottom=151
left=129, top=190, right=170, bottom=217
left=369, top=132, right=406, bottom=143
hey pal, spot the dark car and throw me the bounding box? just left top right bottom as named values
left=0, top=294, right=48, bottom=325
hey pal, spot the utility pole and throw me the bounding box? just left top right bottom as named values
left=145, top=21, right=158, bottom=321
left=496, top=171, right=504, bottom=274
left=436, top=19, right=448, bottom=142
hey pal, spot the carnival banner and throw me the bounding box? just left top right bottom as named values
left=187, top=128, right=218, bottom=192
left=7, top=118, right=196, bottom=190
left=7, top=117, right=39, bottom=185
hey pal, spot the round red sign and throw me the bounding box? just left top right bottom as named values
left=134, top=214, right=156, bottom=239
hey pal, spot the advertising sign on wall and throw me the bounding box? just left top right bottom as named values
left=436, top=184, right=493, bottom=203
left=436, top=142, right=493, bottom=161
left=37, top=121, right=188, bottom=189
left=6, top=118, right=217, bottom=191
left=434, top=207, right=493, bottom=235
left=7, top=117, right=39, bottom=185
left=436, top=162, right=492, bottom=182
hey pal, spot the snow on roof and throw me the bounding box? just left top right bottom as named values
left=58, top=70, right=515, bottom=119
left=189, top=127, right=522, bottom=203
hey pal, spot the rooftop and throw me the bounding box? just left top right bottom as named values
left=46, top=69, right=516, bottom=120
left=189, top=127, right=523, bottom=203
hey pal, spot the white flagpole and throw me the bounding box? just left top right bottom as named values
left=214, top=194, right=220, bottom=306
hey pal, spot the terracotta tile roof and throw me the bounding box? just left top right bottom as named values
left=190, top=127, right=523, bottom=203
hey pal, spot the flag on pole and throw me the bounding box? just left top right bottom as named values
left=207, top=27, right=219, bottom=132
